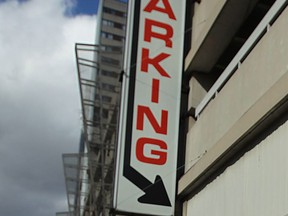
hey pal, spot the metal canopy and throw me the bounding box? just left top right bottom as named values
left=71, top=43, right=122, bottom=216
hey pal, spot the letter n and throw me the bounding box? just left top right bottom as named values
left=137, top=105, right=168, bottom=135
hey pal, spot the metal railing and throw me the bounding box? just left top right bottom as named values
left=75, top=43, right=122, bottom=216
left=195, top=0, right=287, bottom=117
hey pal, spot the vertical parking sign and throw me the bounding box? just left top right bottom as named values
left=113, top=0, right=186, bottom=215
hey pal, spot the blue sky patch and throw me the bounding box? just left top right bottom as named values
left=0, top=0, right=28, bottom=3
left=0, top=0, right=99, bottom=16
left=71, top=0, right=99, bottom=16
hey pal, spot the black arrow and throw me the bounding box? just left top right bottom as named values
left=137, top=175, right=171, bottom=206
left=122, top=0, right=171, bottom=207
left=123, top=163, right=171, bottom=206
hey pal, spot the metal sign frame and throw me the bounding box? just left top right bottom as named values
left=114, top=0, right=186, bottom=215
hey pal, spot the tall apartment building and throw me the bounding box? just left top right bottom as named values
left=65, top=1, right=128, bottom=216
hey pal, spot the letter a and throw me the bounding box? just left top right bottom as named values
left=144, top=0, right=176, bottom=20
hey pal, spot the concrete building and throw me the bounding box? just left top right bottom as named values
left=178, top=0, right=288, bottom=215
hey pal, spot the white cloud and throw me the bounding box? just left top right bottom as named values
left=0, top=0, right=96, bottom=215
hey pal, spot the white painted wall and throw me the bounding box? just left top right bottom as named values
left=186, top=120, right=288, bottom=216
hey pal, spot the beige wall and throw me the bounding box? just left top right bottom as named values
left=187, top=120, right=288, bottom=216
left=180, top=6, right=288, bottom=193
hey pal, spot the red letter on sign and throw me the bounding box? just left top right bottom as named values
left=141, top=48, right=171, bottom=78
left=144, top=18, right=173, bottom=48
left=137, top=105, right=168, bottom=135
left=136, top=137, right=167, bottom=165
left=151, top=78, right=160, bottom=103
left=144, top=0, right=176, bottom=20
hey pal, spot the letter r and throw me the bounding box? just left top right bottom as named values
left=144, top=18, right=173, bottom=48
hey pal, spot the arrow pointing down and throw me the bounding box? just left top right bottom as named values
left=138, top=175, right=171, bottom=206
left=123, top=164, right=171, bottom=207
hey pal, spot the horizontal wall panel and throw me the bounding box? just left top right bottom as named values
left=187, top=120, right=288, bottom=216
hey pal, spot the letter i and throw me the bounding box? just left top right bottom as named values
left=152, top=79, right=160, bottom=103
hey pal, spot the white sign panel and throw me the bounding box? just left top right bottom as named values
left=114, top=0, right=186, bottom=215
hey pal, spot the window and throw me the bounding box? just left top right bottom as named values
left=101, top=32, right=113, bottom=40
left=101, top=45, right=122, bottom=52
left=101, top=56, right=120, bottom=66
left=103, top=7, right=126, bottom=17
left=95, top=95, right=112, bottom=103
left=101, top=70, right=118, bottom=78
left=93, top=107, right=100, bottom=121
left=102, top=19, right=114, bottom=27
left=102, top=83, right=116, bottom=92
left=102, top=96, right=112, bottom=103
left=101, top=31, right=125, bottom=42
left=93, top=107, right=109, bottom=120
left=102, top=108, right=109, bottom=119
left=102, top=19, right=125, bottom=30
left=113, top=34, right=125, bottom=42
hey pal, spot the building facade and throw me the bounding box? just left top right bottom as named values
left=179, top=0, right=288, bottom=215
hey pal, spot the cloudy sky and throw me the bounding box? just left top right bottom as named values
left=0, top=0, right=98, bottom=215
